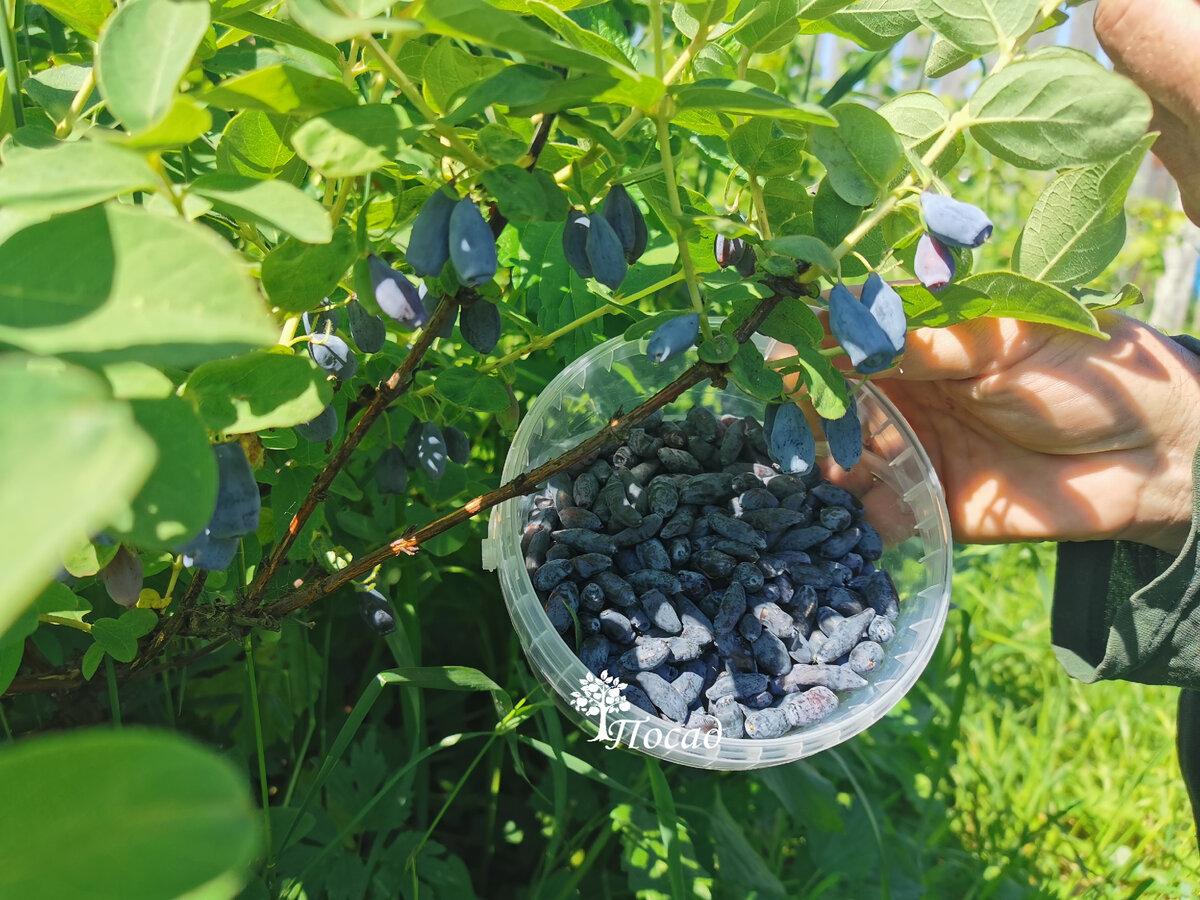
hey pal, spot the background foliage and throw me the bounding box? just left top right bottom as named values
left=0, top=0, right=1195, bottom=896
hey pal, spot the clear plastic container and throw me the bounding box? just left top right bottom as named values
left=482, top=330, right=952, bottom=770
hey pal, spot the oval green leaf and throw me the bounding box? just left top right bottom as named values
left=0, top=141, right=159, bottom=216
left=0, top=729, right=260, bottom=900
left=0, top=356, right=155, bottom=636
left=96, top=0, right=210, bottom=132
left=808, top=101, right=904, bottom=207
left=190, top=173, right=332, bottom=244
left=290, top=104, right=415, bottom=178
left=0, top=204, right=276, bottom=366
left=183, top=350, right=335, bottom=433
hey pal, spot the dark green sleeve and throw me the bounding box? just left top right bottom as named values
left=1051, top=332, right=1200, bottom=843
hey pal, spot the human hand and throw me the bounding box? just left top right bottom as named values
left=869, top=313, right=1200, bottom=553
left=1094, top=0, right=1200, bottom=225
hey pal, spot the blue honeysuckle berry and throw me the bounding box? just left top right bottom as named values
left=767, top=402, right=815, bottom=476
left=819, top=388, right=862, bottom=471
left=714, top=234, right=747, bottom=268
left=448, top=198, right=498, bottom=287
left=562, top=208, right=593, bottom=279
left=356, top=587, right=398, bottom=636
left=295, top=403, right=338, bottom=443
left=406, top=187, right=456, bottom=278
left=585, top=212, right=627, bottom=289
left=828, top=281, right=900, bottom=375
left=919, top=191, right=993, bottom=249
left=859, top=272, right=906, bottom=356
left=646, top=313, right=700, bottom=363
left=914, top=232, right=955, bottom=292
left=308, top=332, right=358, bottom=381
left=368, top=254, right=429, bottom=329
left=208, top=443, right=261, bottom=538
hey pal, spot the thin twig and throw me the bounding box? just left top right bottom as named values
left=130, top=571, right=207, bottom=671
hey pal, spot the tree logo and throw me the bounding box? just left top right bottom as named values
left=570, top=670, right=721, bottom=753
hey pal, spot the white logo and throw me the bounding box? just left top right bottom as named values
left=570, top=670, right=721, bottom=752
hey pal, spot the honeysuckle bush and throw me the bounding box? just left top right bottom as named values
left=0, top=0, right=1166, bottom=896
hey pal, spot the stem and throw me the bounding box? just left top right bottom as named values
left=244, top=294, right=462, bottom=603
left=361, top=34, right=490, bottom=172
left=748, top=176, right=772, bottom=241
left=328, top=177, right=354, bottom=226
left=244, top=634, right=275, bottom=881
left=650, top=0, right=665, bottom=81
left=54, top=66, right=94, bottom=138
left=105, top=657, right=122, bottom=726
left=37, top=614, right=91, bottom=633
left=654, top=112, right=710, bottom=339
left=0, top=0, right=24, bottom=128
left=162, top=556, right=183, bottom=603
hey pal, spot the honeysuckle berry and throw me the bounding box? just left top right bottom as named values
left=920, top=191, right=993, bottom=248
left=368, top=254, right=429, bottom=329
left=767, top=402, right=815, bottom=475
left=448, top=198, right=498, bottom=287
left=860, top=273, right=906, bottom=357
left=406, top=187, right=456, bottom=278
left=646, top=313, right=700, bottom=363
left=714, top=234, right=747, bottom=268
left=914, top=233, right=955, bottom=292
left=829, top=280, right=902, bottom=375
left=601, top=184, right=648, bottom=264
left=562, top=208, right=593, bottom=279
left=819, top=389, right=862, bottom=471
left=585, top=212, right=627, bottom=289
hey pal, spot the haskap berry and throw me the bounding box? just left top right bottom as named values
left=767, top=403, right=815, bottom=476
left=860, top=273, right=906, bottom=357
left=460, top=299, right=502, bottom=355
left=368, top=255, right=429, bottom=329
left=646, top=314, right=700, bottom=363
left=346, top=298, right=386, bottom=353
left=308, top=333, right=358, bottom=381
left=584, top=212, right=627, bottom=290
left=295, top=403, right=338, bottom=443
left=819, top=389, right=862, bottom=472
left=601, top=184, right=648, bottom=264
left=914, top=232, right=955, bottom=292
left=448, top=198, right=498, bottom=287
left=356, top=587, right=398, bottom=636
left=829, top=281, right=900, bottom=375
left=562, top=209, right=593, bottom=279
left=406, top=188, right=456, bottom=277
left=523, top=400, right=903, bottom=741
left=920, top=191, right=993, bottom=249
left=714, top=234, right=747, bottom=269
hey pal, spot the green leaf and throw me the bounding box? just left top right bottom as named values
left=0, top=141, right=158, bottom=216
left=434, top=367, right=511, bottom=412
left=898, top=283, right=992, bottom=328
left=91, top=617, right=138, bottom=661
left=734, top=0, right=804, bottom=54
left=1013, top=134, right=1153, bottom=287
left=35, top=582, right=92, bottom=626
left=190, top=174, right=332, bottom=243
left=809, top=0, right=921, bottom=51
left=95, top=0, right=210, bottom=132
left=0, top=643, right=22, bottom=696
left=215, top=110, right=304, bottom=181
left=525, top=0, right=634, bottom=67
left=0, top=729, right=260, bottom=900
left=261, top=224, right=357, bottom=313
left=924, top=33, right=973, bottom=79
left=968, top=51, right=1153, bottom=169
left=62, top=538, right=120, bottom=577
left=807, top=102, right=904, bottom=207
left=421, top=38, right=510, bottom=115
left=290, top=104, right=414, bottom=178
left=914, top=0, right=1040, bottom=55
left=728, top=117, right=806, bottom=177
left=480, top=165, right=548, bottom=222
left=789, top=344, right=849, bottom=419
left=960, top=271, right=1102, bottom=336
left=0, top=357, right=155, bottom=637
left=200, top=64, right=358, bottom=116
left=416, top=0, right=617, bottom=75
left=38, top=0, right=113, bottom=40
left=698, top=332, right=737, bottom=364
left=183, top=350, right=335, bottom=433
left=215, top=7, right=344, bottom=63
left=757, top=300, right=824, bottom=348
left=877, top=90, right=963, bottom=176
left=81, top=643, right=106, bottom=680
left=763, top=235, right=837, bottom=272
left=22, top=64, right=96, bottom=121
left=1074, top=283, right=1143, bottom=311
left=671, top=78, right=836, bottom=126
left=0, top=205, right=276, bottom=365
left=708, top=788, right=789, bottom=899
left=729, top=342, right=783, bottom=402
left=117, top=97, right=212, bottom=150
left=286, top=0, right=419, bottom=42
left=116, top=396, right=218, bottom=549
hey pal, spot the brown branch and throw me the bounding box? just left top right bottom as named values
left=262, top=276, right=812, bottom=618
left=130, top=571, right=207, bottom=671
left=243, top=294, right=463, bottom=607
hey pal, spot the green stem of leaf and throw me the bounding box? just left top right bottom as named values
left=362, top=34, right=490, bottom=172
left=104, top=656, right=121, bottom=727
left=53, top=65, right=94, bottom=139
left=649, top=0, right=665, bottom=81
left=37, top=614, right=92, bottom=633
left=749, top=176, right=773, bottom=241
left=0, top=0, right=23, bottom=129
left=243, top=635, right=274, bottom=880
left=654, top=112, right=710, bottom=340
